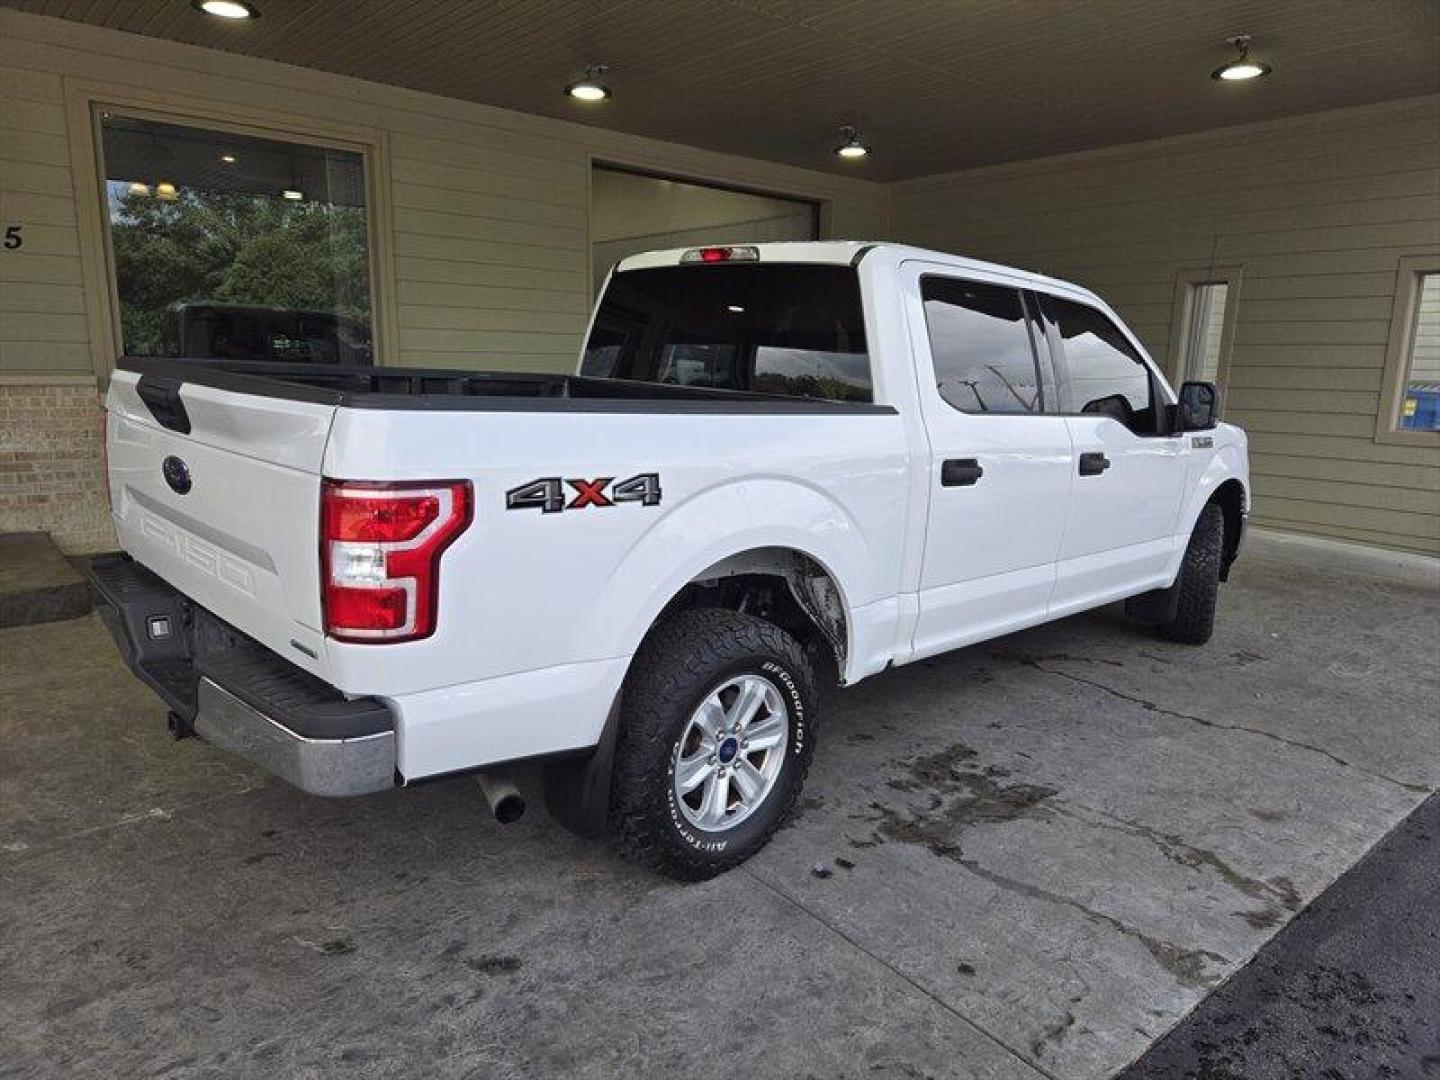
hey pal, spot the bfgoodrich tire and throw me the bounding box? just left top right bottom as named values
left=610, top=608, right=818, bottom=881
left=1157, top=503, right=1224, bottom=645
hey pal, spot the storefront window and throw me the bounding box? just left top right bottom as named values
left=100, top=113, right=373, bottom=364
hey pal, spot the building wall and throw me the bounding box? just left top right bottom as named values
left=3, top=10, right=1437, bottom=558
left=0, top=8, right=887, bottom=552
left=590, top=167, right=817, bottom=293
left=891, top=97, right=1440, bottom=554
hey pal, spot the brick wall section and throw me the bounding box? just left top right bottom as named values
left=0, top=383, right=115, bottom=554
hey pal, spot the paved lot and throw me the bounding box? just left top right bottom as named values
left=1124, top=792, right=1439, bottom=1079
left=2, top=550, right=1436, bottom=1079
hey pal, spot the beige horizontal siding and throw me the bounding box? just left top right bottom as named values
left=893, top=95, right=1440, bottom=555
left=0, top=60, right=89, bottom=376
left=0, top=7, right=887, bottom=378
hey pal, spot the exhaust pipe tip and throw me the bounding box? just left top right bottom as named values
left=475, top=772, right=526, bottom=824
left=493, top=792, right=526, bottom=825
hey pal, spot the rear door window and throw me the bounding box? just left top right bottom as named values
left=920, top=276, right=1047, bottom=414
left=581, top=264, right=871, bottom=402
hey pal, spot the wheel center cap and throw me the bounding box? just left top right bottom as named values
left=717, top=736, right=739, bottom=764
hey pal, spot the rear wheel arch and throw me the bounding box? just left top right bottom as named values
left=645, top=545, right=852, bottom=684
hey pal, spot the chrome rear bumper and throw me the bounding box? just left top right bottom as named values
left=87, top=554, right=396, bottom=797
left=196, top=679, right=395, bottom=796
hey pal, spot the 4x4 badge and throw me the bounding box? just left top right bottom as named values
left=506, top=473, right=661, bottom=514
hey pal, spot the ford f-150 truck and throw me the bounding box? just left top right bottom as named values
left=89, top=241, right=1248, bottom=879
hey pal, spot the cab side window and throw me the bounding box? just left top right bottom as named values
left=922, top=277, right=1047, bottom=414
left=1038, top=294, right=1160, bottom=435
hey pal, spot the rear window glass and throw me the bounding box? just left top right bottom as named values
left=581, top=264, right=871, bottom=402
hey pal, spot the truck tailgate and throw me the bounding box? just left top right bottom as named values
left=107, top=368, right=337, bottom=674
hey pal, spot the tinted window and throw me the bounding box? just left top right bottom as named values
left=1040, top=295, right=1156, bottom=432
left=100, top=113, right=372, bottom=363
left=581, top=265, right=870, bottom=402
left=921, top=277, right=1044, bottom=414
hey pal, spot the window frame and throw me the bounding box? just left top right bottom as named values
left=918, top=274, right=1050, bottom=417
left=1031, top=289, right=1173, bottom=437
left=1166, top=266, right=1243, bottom=394
left=1375, top=254, right=1440, bottom=447
left=66, top=85, right=394, bottom=381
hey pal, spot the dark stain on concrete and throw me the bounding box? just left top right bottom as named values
left=466, top=954, right=522, bottom=976
left=1248, top=807, right=1288, bottom=822
left=955, top=961, right=976, bottom=976
left=1230, top=650, right=1270, bottom=667
left=866, top=742, right=1058, bottom=861
left=1236, top=906, right=1285, bottom=930
left=1065, top=806, right=1305, bottom=928
left=957, top=857, right=1229, bottom=990
left=1031, top=1009, right=1077, bottom=1059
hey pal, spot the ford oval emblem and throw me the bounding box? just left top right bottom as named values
left=162, top=455, right=192, bottom=495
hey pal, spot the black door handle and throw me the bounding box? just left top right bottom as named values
left=941, top=458, right=984, bottom=486
left=1078, top=451, right=1110, bottom=476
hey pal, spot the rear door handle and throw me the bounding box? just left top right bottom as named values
left=941, top=458, right=984, bottom=486
left=1078, top=451, right=1110, bottom=476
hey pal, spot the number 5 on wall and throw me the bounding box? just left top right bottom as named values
left=2, top=225, right=22, bottom=250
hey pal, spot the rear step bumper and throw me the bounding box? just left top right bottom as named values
left=86, top=554, right=396, bottom=797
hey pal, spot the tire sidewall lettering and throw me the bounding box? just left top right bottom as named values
left=666, top=657, right=809, bottom=853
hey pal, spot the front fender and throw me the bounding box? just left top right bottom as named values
left=578, top=477, right=877, bottom=667
left=1180, top=436, right=1248, bottom=536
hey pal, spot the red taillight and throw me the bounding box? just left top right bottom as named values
left=321, top=479, right=472, bottom=644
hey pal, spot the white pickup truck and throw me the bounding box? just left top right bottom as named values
left=89, top=241, right=1248, bottom=879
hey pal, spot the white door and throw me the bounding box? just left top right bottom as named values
left=1034, top=293, right=1189, bottom=616
left=903, top=267, right=1074, bottom=658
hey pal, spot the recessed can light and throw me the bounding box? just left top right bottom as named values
left=566, top=63, right=611, bottom=102
left=1212, top=34, right=1272, bottom=81
left=193, top=0, right=259, bottom=18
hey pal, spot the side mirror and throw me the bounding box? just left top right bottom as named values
left=1177, top=381, right=1220, bottom=431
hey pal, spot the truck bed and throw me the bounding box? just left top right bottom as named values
left=119, top=357, right=885, bottom=413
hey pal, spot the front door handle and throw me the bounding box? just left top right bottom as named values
left=941, top=458, right=984, bottom=486
left=1078, top=451, right=1110, bottom=476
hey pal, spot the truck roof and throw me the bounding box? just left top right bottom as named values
left=613, top=240, right=1102, bottom=305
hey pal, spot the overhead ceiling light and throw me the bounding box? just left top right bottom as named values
left=1212, top=34, right=1271, bottom=81
left=566, top=63, right=611, bottom=102
left=155, top=181, right=178, bottom=201
left=193, top=0, right=259, bottom=19
left=281, top=188, right=304, bottom=200
left=220, top=153, right=237, bottom=164
left=726, top=304, right=745, bottom=313
left=127, top=181, right=151, bottom=197
left=834, top=125, right=870, bottom=160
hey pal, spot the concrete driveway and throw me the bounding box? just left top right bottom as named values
left=2, top=545, right=1436, bottom=1079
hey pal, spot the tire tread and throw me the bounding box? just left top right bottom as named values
left=609, top=608, right=816, bottom=881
